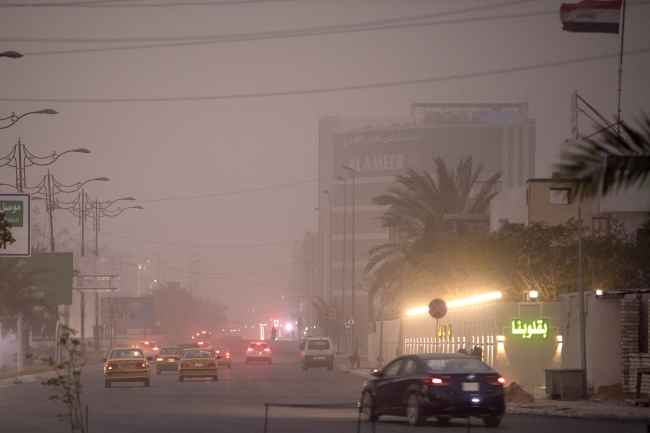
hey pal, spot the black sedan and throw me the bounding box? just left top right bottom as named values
left=358, top=353, right=505, bottom=427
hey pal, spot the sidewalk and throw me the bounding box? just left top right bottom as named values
left=0, top=360, right=105, bottom=388
left=337, top=364, right=650, bottom=422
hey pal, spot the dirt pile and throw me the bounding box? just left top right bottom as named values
left=505, top=382, right=535, bottom=403
left=588, top=383, right=626, bottom=402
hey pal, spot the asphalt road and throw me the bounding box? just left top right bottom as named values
left=0, top=350, right=646, bottom=433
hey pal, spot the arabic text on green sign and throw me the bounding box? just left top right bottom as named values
left=511, top=319, right=548, bottom=339
left=0, top=201, right=23, bottom=227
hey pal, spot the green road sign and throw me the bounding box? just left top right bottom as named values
left=0, top=200, right=24, bottom=227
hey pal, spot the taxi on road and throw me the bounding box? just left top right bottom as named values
left=103, top=348, right=152, bottom=388
left=178, top=348, right=222, bottom=381
left=212, top=346, right=232, bottom=369
left=155, top=346, right=183, bottom=374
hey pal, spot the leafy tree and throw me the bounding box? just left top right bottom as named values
left=558, top=115, right=650, bottom=198
left=0, top=257, right=56, bottom=334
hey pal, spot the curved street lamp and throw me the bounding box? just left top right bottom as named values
left=0, top=138, right=90, bottom=192
left=0, top=51, right=23, bottom=59
left=0, top=109, right=58, bottom=129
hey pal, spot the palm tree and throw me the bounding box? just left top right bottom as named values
left=365, top=156, right=502, bottom=306
left=558, top=115, right=650, bottom=198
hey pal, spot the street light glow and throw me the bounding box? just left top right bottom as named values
left=406, top=291, right=502, bottom=316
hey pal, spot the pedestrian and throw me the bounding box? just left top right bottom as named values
left=270, top=326, right=277, bottom=341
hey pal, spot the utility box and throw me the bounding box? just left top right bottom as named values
left=544, top=368, right=584, bottom=400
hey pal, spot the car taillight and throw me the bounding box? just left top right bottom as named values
left=135, top=362, right=147, bottom=369
left=247, top=348, right=253, bottom=351
left=423, top=377, right=453, bottom=386
left=264, top=348, right=270, bottom=352
left=226, top=353, right=230, bottom=358
left=180, top=363, right=189, bottom=368
left=153, top=347, right=159, bottom=351
left=486, top=376, right=506, bottom=385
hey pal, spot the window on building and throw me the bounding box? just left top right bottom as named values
left=549, top=188, right=571, bottom=205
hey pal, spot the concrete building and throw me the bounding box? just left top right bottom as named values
left=317, top=103, right=536, bottom=352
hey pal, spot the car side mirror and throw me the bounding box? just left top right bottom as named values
left=370, top=369, right=382, bottom=377
left=215, top=355, right=222, bottom=360
left=147, top=357, right=152, bottom=361
left=102, top=358, right=107, bottom=362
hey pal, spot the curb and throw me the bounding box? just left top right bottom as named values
left=0, top=363, right=105, bottom=388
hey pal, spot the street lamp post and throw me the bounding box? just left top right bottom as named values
left=189, top=255, right=196, bottom=296
left=342, top=166, right=356, bottom=340
left=314, top=207, right=323, bottom=301
left=0, top=138, right=89, bottom=193
left=321, top=190, right=333, bottom=305
left=0, top=51, right=23, bottom=58
left=0, top=109, right=58, bottom=130
left=153, top=253, right=160, bottom=289
left=335, top=176, right=347, bottom=354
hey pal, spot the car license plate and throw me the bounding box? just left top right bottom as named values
left=195, top=362, right=203, bottom=367
left=462, top=382, right=480, bottom=392
left=314, top=356, right=325, bottom=360
left=168, top=359, right=175, bottom=362
left=257, top=352, right=263, bottom=355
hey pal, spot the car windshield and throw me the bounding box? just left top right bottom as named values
left=308, top=340, right=330, bottom=350
left=160, top=348, right=182, bottom=355
left=110, top=350, right=144, bottom=359
left=182, top=349, right=214, bottom=359
left=250, top=343, right=268, bottom=349
left=424, top=358, right=491, bottom=372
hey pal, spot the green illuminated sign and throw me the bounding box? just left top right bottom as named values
left=511, top=319, right=548, bottom=339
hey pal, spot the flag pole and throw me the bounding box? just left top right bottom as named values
left=616, top=0, right=627, bottom=136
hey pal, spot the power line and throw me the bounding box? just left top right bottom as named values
left=2, top=0, right=535, bottom=43
left=4, top=47, right=649, bottom=103
left=134, top=176, right=321, bottom=203
left=19, top=8, right=562, bottom=56
left=0, top=0, right=295, bottom=8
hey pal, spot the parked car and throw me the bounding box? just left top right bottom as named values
left=299, top=337, right=334, bottom=371
left=358, top=353, right=505, bottom=427
left=155, top=346, right=183, bottom=374
left=245, top=341, right=272, bottom=364
left=103, top=348, right=152, bottom=388
left=178, top=348, right=221, bottom=382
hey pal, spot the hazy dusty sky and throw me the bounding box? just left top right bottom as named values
left=1, top=0, right=649, bottom=316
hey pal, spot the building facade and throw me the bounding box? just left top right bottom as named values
left=317, top=103, right=536, bottom=350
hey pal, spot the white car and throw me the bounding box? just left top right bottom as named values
left=246, top=341, right=272, bottom=364
left=300, top=337, right=334, bottom=371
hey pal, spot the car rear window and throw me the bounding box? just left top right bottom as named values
left=308, top=340, right=330, bottom=350
left=250, top=343, right=268, bottom=349
left=424, top=358, right=491, bottom=372
left=160, top=348, right=182, bottom=355
left=183, top=349, right=214, bottom=358
left=213, top=347, right=228, bottom=353
left=111, top=349, right=144, bottom=359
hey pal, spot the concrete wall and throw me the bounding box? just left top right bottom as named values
left=560, top=292, right=621, bottom=393
left=527, top=180, right=594, bottom=227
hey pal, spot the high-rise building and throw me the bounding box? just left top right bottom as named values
left=317, top=102, right=536, bottom=347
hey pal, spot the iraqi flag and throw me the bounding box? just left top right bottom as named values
left=560, top=0, right=622, bottom=34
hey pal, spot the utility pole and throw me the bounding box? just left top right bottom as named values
left=342, top=166, right=356, bottom=340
